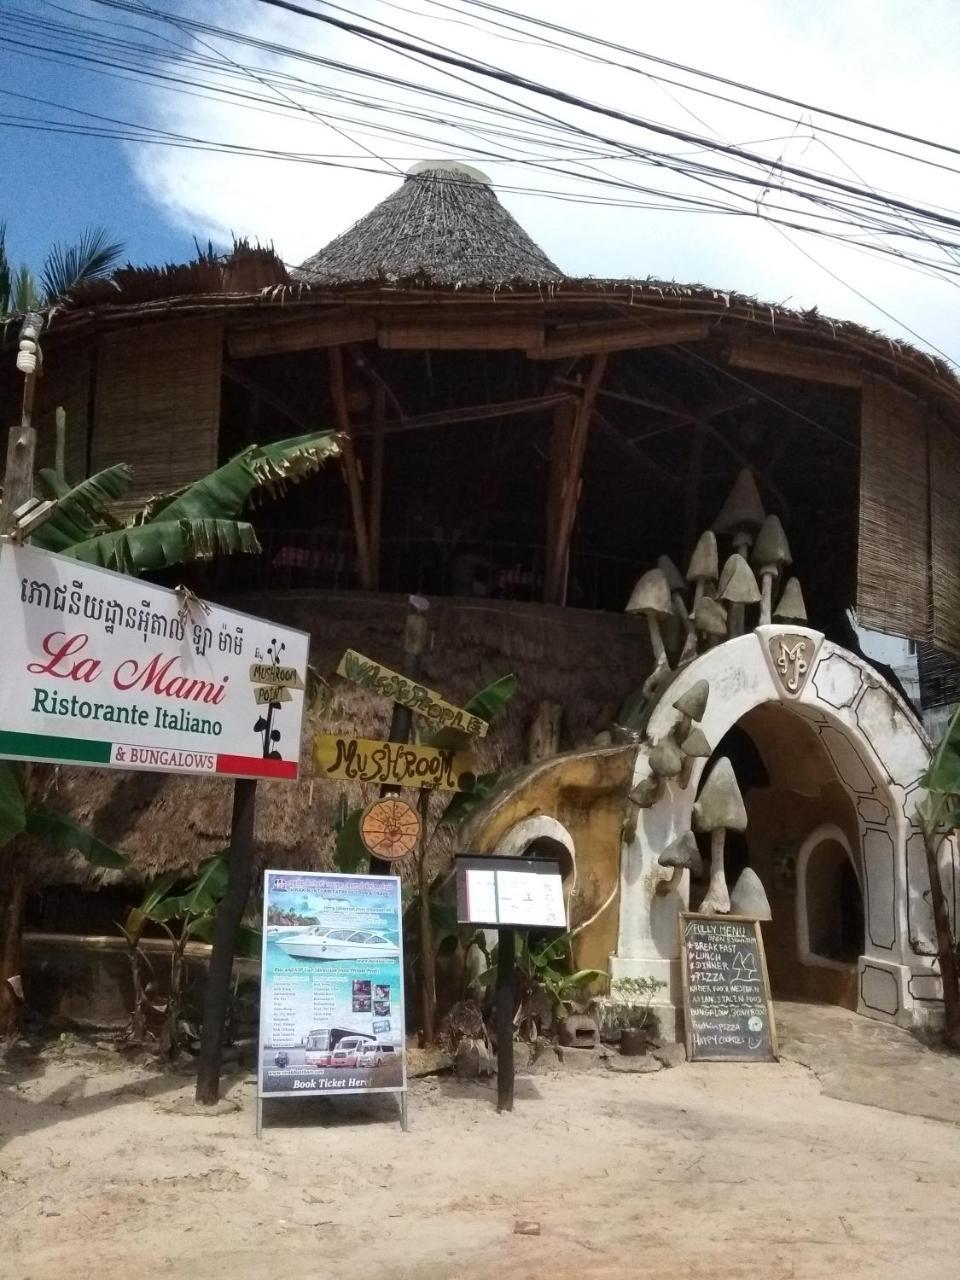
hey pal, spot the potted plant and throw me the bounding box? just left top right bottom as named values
left=608, top=975, right=666, bottom=1056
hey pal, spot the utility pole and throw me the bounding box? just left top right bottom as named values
left=1, top=312, right=44, bottom=533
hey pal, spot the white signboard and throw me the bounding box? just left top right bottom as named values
left=456, top=856, right=567, bottom=929
left=0, top=542, right=309, bottom=780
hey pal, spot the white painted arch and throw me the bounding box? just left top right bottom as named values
left=611, top=625, right=958, bottom=1032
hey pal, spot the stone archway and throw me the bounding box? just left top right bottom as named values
left=612, top=625, right=959, bottom=1032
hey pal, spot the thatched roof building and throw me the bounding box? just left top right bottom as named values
left=6, top=159, right=960, bottom=914
left=297, top=162, right=563, bottom=288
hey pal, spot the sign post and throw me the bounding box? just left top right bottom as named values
left=455, top=855, right=567, bottom=1112
left=257, top=871, right=407, bottom=1136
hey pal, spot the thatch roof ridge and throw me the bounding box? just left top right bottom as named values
left=295, top=163, right=564, bottom=288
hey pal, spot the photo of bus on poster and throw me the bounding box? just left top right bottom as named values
left=258, top=871, right=406, bottom=1098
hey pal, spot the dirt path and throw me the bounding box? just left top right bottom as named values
left=4, top=1017, right=960, bottom=1280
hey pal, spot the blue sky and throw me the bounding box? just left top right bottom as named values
left=3, top=0, right=960, bottom=365
left=0, top=4, right=197, bottom=272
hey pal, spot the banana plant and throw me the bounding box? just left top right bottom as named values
left=33, top=429, right=340, bottom=573
left=120, top=854, right=261, bottom=1055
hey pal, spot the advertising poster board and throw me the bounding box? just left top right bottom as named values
left=0, top=542, right=309, bottom=780
left=258, top=871, right=406, bottom=1099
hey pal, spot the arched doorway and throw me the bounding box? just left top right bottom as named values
left=614, top=626, right=958, bottom=1032
left=691, top=710, right=867, bottom=1011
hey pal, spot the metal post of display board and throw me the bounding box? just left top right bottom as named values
left=496, top=927, right=516, bottom=1113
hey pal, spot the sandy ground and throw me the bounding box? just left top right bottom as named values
left=4, top=1006, right=960, bottom=1280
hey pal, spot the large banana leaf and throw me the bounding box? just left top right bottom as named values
left=62, top=518, right=260, bottom=574
left=24, top=805, right=127, bottom=869
left=33, top=464, right=133, bottom=552
left=0, top=761, right=26, bottom=850
left=422, top=673, right=518, bottom=750
left=145, top=431, right=340, bottom=525
left=147, top=854, right=229, bottom=923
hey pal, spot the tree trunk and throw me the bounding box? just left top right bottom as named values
left=195, top=779, right=258, bottom=1103
left=0, top=856, right=28, bottom=1039
left=922, top=823, right=960, bottom=1050
left=527, top=701, right=562, bottom=763
left=416, top=788, right=436, bottom=1046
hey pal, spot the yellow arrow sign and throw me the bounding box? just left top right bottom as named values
left=313, top=734, right=478, bottom=792
left=336, top=649, right=488, bottom=737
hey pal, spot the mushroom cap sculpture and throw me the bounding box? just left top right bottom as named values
left=649, top=737, right=684, bottom=779
left=712, top=468, right=766, bottom=540
left=680, top=726, right=712, bottom=758
left=673, top=679, right=710, bottom=723
left=693, top=596, right=728, bottom=639
left=686, top=531, right=719, bottom=607
left=719, top=553, right=761, bottom=636
left=626, top=568, right=673, bottom=674
left=692, top=757, right=747, bottom=915
left=752, top=514, right=793, bottom=625
left=774, top=577, right=808, bottom=624
left=658, top=555, right=688, bottom=596
left=658, top=831, right=703, bottom=877
left=729, top=868, right=772, bottom=920
left=752, top=514, right=792, bottom=573
left=718, top=553, right=762, bottom=606
left=628, top=774, right=662, bottom=808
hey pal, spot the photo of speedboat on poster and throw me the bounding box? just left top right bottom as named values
left=276, top=926, right=400, bottom=961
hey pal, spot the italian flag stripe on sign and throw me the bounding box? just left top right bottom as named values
left=0, top=729, right=111, bottom=764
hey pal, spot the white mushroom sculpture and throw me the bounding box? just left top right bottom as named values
left=752, top=514, right=792, bottom=626
left=718, top=553, right=761, bottom=637
left=692, top=757, right=748, bottom=915
left=712, top=467, right=766, bottom=559
left=656, top=831, right=703, bottom=894
left=774, top=577, right=808, bottom=625
left=686, top=530, right=718, bottom=610
left=626, top=568, right=673, bottom=686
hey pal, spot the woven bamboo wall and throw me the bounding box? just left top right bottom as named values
left=858, top=377, right=931, bottom=642
left=931, top=422, right=960, bottom=654
left=33, top=345, right=92, bottom=484
left=91, top=318, right=223, bottom=499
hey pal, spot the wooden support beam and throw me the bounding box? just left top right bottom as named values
left=369, top=384, right=386, bottom=592
left=349, top=346, right=405, bottom=421
left=543, top=354, right=607, bottom=605
left=228, top=313, right=376, bottom=358
left=328, top=347, right=374, bottom=592
left=593, top=411, right=678, bottom=488
left=378, top=319, right=544, bottom=351
left=726, top=337, right=862, bottom=387
left=527, top=320, right=711, bottom=361
left=350, top=391, right=572, bottom=438
left=222, top=361, right=313, bottom=434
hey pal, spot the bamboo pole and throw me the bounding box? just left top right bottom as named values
left=543, top=353, right=607, bottom=605
left=328, top=346, right=374, bottom=592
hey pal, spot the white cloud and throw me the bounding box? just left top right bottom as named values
left=131, top=0, right=960, bottom=362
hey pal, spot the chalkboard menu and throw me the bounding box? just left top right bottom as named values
left=679, top=913, right=778, bottom=1063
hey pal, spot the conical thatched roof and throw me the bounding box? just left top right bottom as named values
left=296, top=162, right=563, bottom=288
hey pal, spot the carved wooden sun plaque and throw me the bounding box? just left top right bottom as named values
left=360, top=797, right=421, bottom=861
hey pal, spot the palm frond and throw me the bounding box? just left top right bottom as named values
left=0, top=223, right=10, bottom=316
left=62, top=517, right=261, bottom=574
left=12, top=265, right=39, bottom=312
left=147, top=430, right=340, bottom=524
left=33, top=464, right=133, bottom=552
left=40, top=226, right=124, bottom=302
